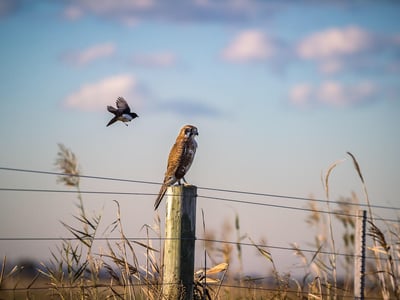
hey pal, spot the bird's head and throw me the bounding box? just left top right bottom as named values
left=181, top=125, right=199, bottom=138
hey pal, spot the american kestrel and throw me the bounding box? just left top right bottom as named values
left=106, top=97, right=138, bottom=127
left=154, top=125, right=199, bottom=210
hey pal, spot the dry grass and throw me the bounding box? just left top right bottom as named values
left=290, top=152, right=400, bottom=300
left=1, top=146, right=399, bottom=299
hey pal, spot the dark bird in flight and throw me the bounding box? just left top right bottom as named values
left=107, top=97, right=138, bottom=127
left=154, top=125, right=199, bottom=210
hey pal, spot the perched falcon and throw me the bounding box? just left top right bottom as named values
left=154, top=125, right=199, bottom=210
left=106, top=97, right=138, bottom=127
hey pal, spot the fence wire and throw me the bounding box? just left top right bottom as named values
left=0, top=236, right=398, bottom=262
left=0, top=186, right=398, bottom=223
left=1, top=167, right=399, bottom=299
left=1, top=166, right=400, bottom=213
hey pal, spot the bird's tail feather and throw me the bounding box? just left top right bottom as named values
left=106, top=116, right=118, bottom=127
left=154, top=184, right=168, bottom=210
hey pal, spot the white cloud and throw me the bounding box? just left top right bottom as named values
left=297, top=26, right=372, bottom=60
left=289, top=81, right=378, bottom=108
left=130, top=52, right=177, bottom=67
left=317, top=81, right=346, bottom=106
left=295, top=26, right=388, bottom=75
left=64, top=74, right=141, bottom=111
left=61, top=42, right=116, bottom=66
left=222, top=30, right=276, bottom=62
left=322, top=81, right=377, bottom=106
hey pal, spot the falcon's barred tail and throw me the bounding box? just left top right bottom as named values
left=154, top=184, right=168, bottom=210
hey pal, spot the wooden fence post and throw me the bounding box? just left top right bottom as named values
left=162, top=185, right=197, bottom=300
left=354, top=210, right=367, bottom=300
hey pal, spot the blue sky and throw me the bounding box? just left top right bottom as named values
left=0, top=0, right=399, bottom=274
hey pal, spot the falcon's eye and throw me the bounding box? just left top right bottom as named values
left=192, top=128, right=198, bottom=135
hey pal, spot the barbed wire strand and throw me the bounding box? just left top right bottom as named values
left=0, top=187, right=155, bottom=197
left=0, top=187, right=398, bottom=223
left=198, top=195, right=399, bottom=223
left=0, top=167, right=398, bottom=297
left=1, top=166, right=399, bottom=212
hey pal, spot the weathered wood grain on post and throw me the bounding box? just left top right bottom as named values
left=162, top=185, right=197, bottom=300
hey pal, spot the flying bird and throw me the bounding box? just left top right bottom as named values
left=106, top=97, right=138, bottom=127
left=154, top=125, right=199, bottom=210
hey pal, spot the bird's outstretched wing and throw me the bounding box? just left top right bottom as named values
left=107, top=106, right=117, bottom=114
left=116, top=97, right=131, bottom=113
